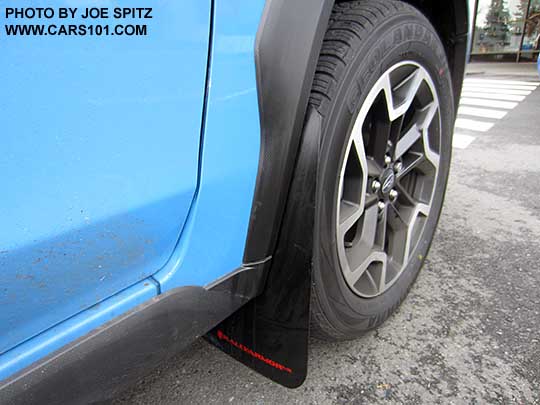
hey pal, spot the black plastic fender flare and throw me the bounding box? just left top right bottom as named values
left=243, top=0, right=334, bottom=263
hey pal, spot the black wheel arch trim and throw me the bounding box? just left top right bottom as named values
left=243, top=0, right=469, bottom=264
left=243, top=0, right=334, bottom=262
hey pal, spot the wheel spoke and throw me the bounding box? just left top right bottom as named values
left=416, top=101, right=439, bottom=130
left=388, top=115, right=405, bottom=156
left=396, top=152, right=423, bottom=180
left=391, top=202, right=430, bottom=264
left=400, top=202, right=430, bottom=227
left=394, top=125, right=422, bottom=160
left=415, top=100, right=440, bottom=170
left=338, top=200, right=363, bottom=237
left=344, top=251, right=387, bottom=291
left=358, top=204, right=379, bottom=249
left=377, top=257, right=388, bottom=292
left=386, top=68, right=425, bottom=120
left=375, top=203, right=388, bottom=249
left=366, top=271, right=379, bottom=292
left=392, top=182, right=416, bottom=211
left=366, top=157, right=383, bottom=177
left=422, top=128, right=440, bottom=170
left=369, top=108, right=392, bottom=166
left=403, top=203, right=430, bottom=262
left=388, top=201, right=408, bottom=228
left=349, top=127, right=370, bottom=212
left=351, top=132, right=368, bottom=164
left=364, top=193, right=379, bottom=209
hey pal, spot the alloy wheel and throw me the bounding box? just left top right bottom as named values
left=336, top=61, right=441, bottom=298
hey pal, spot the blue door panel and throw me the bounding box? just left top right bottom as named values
left=155, top=0, right=266, bottom=290
left=0, top=1, right=210, bottom=353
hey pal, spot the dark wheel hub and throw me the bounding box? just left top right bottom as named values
left=380, top=167, right=396, bottom=196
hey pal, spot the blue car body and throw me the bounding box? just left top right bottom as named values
left=0, top=0, right=469, bottom=401
left=0, top=0, right=264, bottom=379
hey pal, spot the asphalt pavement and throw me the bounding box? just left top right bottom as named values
left=115, top=62, right=540, bottom=405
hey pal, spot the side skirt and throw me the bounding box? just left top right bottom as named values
left=0, top=264, right=268, bottom=405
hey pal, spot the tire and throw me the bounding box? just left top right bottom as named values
left=309, top=0, right=454, bottom=340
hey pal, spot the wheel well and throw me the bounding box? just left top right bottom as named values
left=243, top=0, right=468, bottom=265
left=336, top=0, right=469, bottom=110
left=402, top=0, right=469, bottom=109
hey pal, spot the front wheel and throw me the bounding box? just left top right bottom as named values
left=309, top=0, right=455, bottom=340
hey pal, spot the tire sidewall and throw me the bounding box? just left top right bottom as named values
left=314, top=14, right=455, bottom=333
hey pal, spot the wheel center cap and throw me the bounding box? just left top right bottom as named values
left=380, top=168, right=395, bottom=195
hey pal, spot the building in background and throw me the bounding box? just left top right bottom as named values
left=471, top=0, right=540, bottom=61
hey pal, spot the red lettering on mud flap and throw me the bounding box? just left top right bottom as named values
left=216, top=330, right=293, bottom=374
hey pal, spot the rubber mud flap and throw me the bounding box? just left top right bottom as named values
left=206, top=107, right=322, bottom=388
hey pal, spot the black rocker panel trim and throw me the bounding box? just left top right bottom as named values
left=0, top=264, right=268, bottom=405
left=243, top=0, right=334, bottom=263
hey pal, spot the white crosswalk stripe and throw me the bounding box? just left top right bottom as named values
left=462, top=86, right=532, bottom=96
left=455, top=118, right=494, bottom=132
left=461, top=91, right=526, bottom=102
left=453, top=134, right=476, bottom=149
left=463, top=83, right=536, bottom=91
left=452, top=78, right=538, bottom=149
left=459, top=97, right=518, bottom=110
left=458, top=106, right=507, bottom=120
left=465, top=78, right=540, bottom=86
